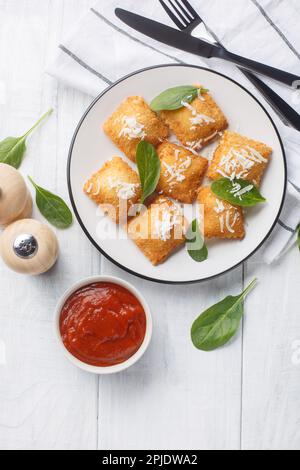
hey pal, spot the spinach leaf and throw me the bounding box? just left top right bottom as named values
left=191, top=278, right=257, bottom=351
left=0, top=137, right=27, bottom=169
left=28, top=176, right=73, bottom=229
left=186, top=219, right=208, bottom=262
left=0, top=108, right=53, bottom=168
left=211, top=178, right=266, bottom=207
left=136, top=141, right=160, bottom=204
left=150, top=86, right=208, bottom=112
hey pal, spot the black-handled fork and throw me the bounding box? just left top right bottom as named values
left=158, top=0, right=300, bottom=131
left=158, top=0, right=299, bottom=87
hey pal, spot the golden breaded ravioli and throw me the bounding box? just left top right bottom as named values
left=207, top=131, right=272, bottom=186
left=157, top=142, right=208, bottom=203
left=197, top=186, right=245, bottom=239
left=127, top=196, right=186, bottom=265
left=103, top=96, right=169, bottom=161
left=83, top=156, right=141, bottom=223
left=160, top=91, right=228, bottom=152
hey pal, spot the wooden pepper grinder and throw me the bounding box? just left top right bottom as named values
left=0, top=163, right=33, bottom=226
left=0, top=219, right=59, bottom=275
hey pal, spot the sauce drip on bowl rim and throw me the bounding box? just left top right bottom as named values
left=59, top=282, right=147, bottom=367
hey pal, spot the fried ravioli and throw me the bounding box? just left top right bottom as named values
left=127, top=196, right=186, bottom=265
left=159, top=90, right=228, bottom=152
left=83, top=156, right=141, bottom=223
left=103, top=96, right=169, bottom=161
left=156, top=142, right=208, bottom=203
left=197, top=186, right=245, bottom=239
left=207, top=131, right=272, bottom=186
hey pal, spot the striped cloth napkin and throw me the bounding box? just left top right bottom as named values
left=46, top=0, right=300, bottom=263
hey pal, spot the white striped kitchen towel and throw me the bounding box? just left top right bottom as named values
left=46, top=0, right=300, bottom=263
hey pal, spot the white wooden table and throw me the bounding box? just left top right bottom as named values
left=0, top=0, right=300, bottom=451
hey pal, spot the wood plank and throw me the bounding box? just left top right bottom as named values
left=98, top=259, right=243, bottom=450
left=242, top=249, right=300, bottom=450
left=0, top=0, right=99, bottom=450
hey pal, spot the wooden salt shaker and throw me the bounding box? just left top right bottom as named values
left=0, top=219, right=59, bottom=275
left=0, top=163, right=32, bottom=226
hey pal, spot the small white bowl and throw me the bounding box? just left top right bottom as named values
left=54, top=275, right=152, bottom=374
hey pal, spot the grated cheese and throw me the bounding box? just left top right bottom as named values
left=185, top=139, right=203, bottom=153
left=246, top=146, right=268, bottom=163
left=214, top=198, right=225, bottom=214
left=203, top=130, right=218, bottom=143
left=162, top=153, right=192, bottom=184
left=154, top=204, right=182, bottom=241
left=181, top=100, right=215, bottom=129
left=118, top=116, right=146, bottom=140
left=225, top=211, right=237, bottom=234
left=92, top=180, right=101, bottom=196
left=216, top=145, right=266, bottom=180
left=231, top=184, right=254, bottom=200
left=214, top=198, right=238, bottom=234
left=85, top=182, right=93, bottom=194
left=190, top=113, right=215, bottom=128
left=108, top=177, right=139, bottom=200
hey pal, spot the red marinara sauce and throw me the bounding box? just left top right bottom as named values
left=59, top=282, right=146, bottom=367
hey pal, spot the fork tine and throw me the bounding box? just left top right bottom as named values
left=168, top=0, right=189, bottom=25
left=172, top=0, right=193, bottom=20
left=158, top=0, right=186, bottom=29
left=180, top=0, right=200, bottom=20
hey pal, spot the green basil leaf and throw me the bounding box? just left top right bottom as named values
left=211, top=177, right=266, bottom=207
left=28, top=176, right=73, bottom=229
left=191, top=278, right=257, bottom=351
left=0, top=137, right=27, bottom=168
left=186, top=219, right=208, bottom=262
left=150, top=86, right=208, bottom=112
left=136, top=141, right=160, bottom=204
left=0, top=108, right=53, bottom=169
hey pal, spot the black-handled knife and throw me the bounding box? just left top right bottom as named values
left=241, top=69, right=300, bottom=130
left=115, top=8, right=300, bottom=88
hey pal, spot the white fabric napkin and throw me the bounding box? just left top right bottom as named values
left=46, top=0, right=300, bottom=263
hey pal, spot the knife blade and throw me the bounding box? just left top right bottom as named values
left=115, top=8, right=300, bottom=87
left=115, top=8, right=218, bottom=58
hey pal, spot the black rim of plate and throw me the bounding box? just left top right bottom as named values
left=67, top=64, right=287, bottom=285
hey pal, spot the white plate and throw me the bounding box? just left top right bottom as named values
left=68, top=64, right=286, bottom=284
